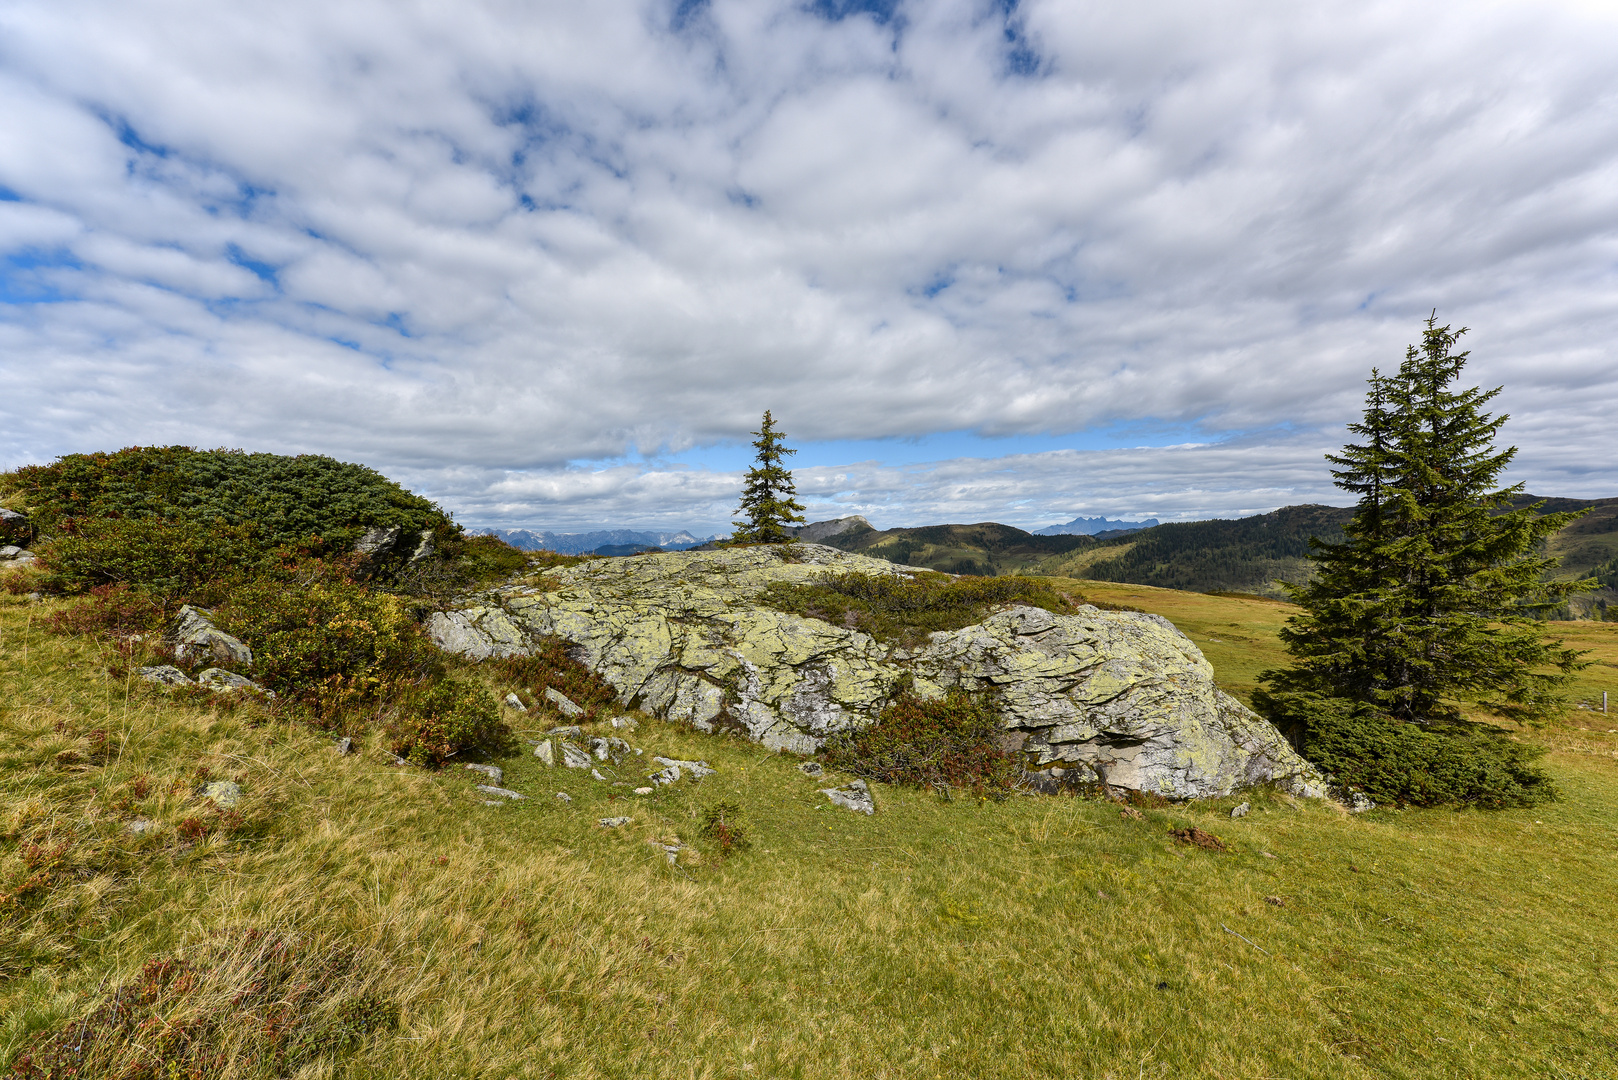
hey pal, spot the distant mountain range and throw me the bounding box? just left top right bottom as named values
left=1034, top=515, right=1160, bottom=536
left=479, top=528, right=718, bottom=555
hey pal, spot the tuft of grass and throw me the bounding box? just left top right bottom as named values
left=697, top=802, right=749, bottom=858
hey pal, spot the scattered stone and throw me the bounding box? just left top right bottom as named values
left=504, top=692, right=528, bottom=712
left=633, top=787, right=654, bottom=795
left=197, top=668, right=267, bottom=694
left=335, top=737, right=353, bottom=755
left=171, top=606, right=253, bottom=668
left=554, top=791, right=572, bottom=803
left=820, top=778, right=875, bottom=815
left=0, top=545, right=38, bottom=566
left=598, top=816, right=632, bottom=827
left=476, top=784, right=525, bottom=800
left=648, top=765, right=681, bottom=785
left=534, top=739, right=555, bottom=766
left=127, top=818, right=157, bottom=835
left=203, top=781, right=242, bottom=809
left=464, top=763, right=503, bottom=784
left=590, top=768, right=607, bottom=782
left=797, top=761, right=825, bottom=778
left=1260, top=851, right=1277, bottom=859
left=547, top=725, right=583, bottom=740
left=0, top=508, right=26, bottom=526
left=1347, top=791, right=1375, bottom=813
left=1264, top=895, right=1286, bottom=907
left=559, top=741, right=593, bottom=770
left=424, top=609, right=530, bottom=660
left=652, top=756, right=714, bottom=779
left=610, top=716, right=639, bottom=731
left=647, top=838, right=688, bottom=864
left=1230, top=802, right=1251, bottom=819
left=591, top=737, right=610, bottom=761
left=139, top=665, right=195, bottom=688
left=1119, top=806, right=1144, bottom=821
left=546, top=688, right=584, bottom=717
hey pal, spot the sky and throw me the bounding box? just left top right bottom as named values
left=2, top=0, right=1616, bottom=535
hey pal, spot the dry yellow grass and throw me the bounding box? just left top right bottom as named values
left=3, top=588, right=1616, bottom=1078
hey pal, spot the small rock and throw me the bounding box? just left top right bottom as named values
left=335, top=737, right=353, bottom=755
left=598, top=816, right=632, bottom=828
left=590, top=768, right=607, bottom=782
left=633, top=786, right=654, bottom=795
left=554, top=791, right=572, bottom=803
left=139, top=665, right=195, bottom=688
left=559, top=741, right=593, bottom=770
left=1260, top=851, right=1277, bottom=859
left=547, top=725, right=583, bottom=740
left=1119, top=805, right=1143, bottom=821
left=652, top=756, right=714, bottom=779
left=1347, top=791, right=1375, bottom=813
left=1264, top=895, right=1286, bottom=907
left=610, top=716, right=638, bottom=731
left=1230, top=802, right=1250, bottom=819
left=647, top=839, right=686, bottom=864
left=203, top=781, right=242, bottom=808
left=504, top=692, right=528, bottom=712
left=464, top=763, right=503, bottom=784
left=649, top=765, right=680, bottom=785
left=197, top=668, right=267, bottom=694
left=127, top=818, right=157, bottom=835
left=820, top=778, right=875, bottom=815
left=545, top=688, right=584, bottom=717
left=591, top=737, right=610, bottom=761
left=170, top=605, right=253, bottom=668
left=534, top=739, right=555, bottom=766
left=407, top=530, right=435, bottom=563
left=798, top=762, right=824, bottom=778
left=476, top=784, right=526, bottom=800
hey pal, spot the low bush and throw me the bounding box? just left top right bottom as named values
left=822, top=688, right=1017, bottom=797
left=699, top=801, right=750, bottom=858
left=1257, top=690, right=1558, bottom=808
left=760, top=572, right=1079, bottom=647
left=36, top=516, right=258, bottom=595
left=215, top=577, right=439, bottom=716
left=387, top=678, right=513, bottom=766
left=488, top=637, right=620, bottom=719
left=45, top=583, right=170, bottom=637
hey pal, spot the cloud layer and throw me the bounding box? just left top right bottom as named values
left=2, top=0, right=1615, bottom=530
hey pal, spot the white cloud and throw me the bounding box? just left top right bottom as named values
left=0, top=0, right=1615, bottom=528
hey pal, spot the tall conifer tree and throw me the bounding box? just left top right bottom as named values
left=1262, top=316, right=1588, bottom=724
left=731, top=411, right=806, bottom=544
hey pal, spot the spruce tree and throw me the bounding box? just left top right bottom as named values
left=1261, top=316, right=1588, bottom=725
left=731, top=410, right=806, bottom=544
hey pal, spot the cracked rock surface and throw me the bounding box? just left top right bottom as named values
left=431, top=544, right=1325, bottom=800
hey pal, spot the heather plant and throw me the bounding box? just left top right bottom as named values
left=822, top=688, right=1018, bottom=797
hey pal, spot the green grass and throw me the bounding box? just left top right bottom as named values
left=3, top=586, right=1617, bottom=1077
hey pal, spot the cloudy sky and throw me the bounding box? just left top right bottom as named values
left=2, top=0, right=1615, bottom=534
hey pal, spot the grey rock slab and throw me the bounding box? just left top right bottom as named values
left=425, top=609, right=530, bottom=660
left=408, top=530, right=435, bottom=563
left=171, top=605, right=253, bottom=668
left=476, top=784, right=526, bottom=800
left=821, top=778, right=875, bottom=815
left=634, top=786, right=654, bottom=795
left=504, top=692, right=528, bottom=712
left=0, top=508, right=26, bottom=524
left=534, top=739, right=555, bottom=766
left=139, top=665, right=195, bottom=688
left=652, top=756, right=715, bottom=779
left=464, top=763, right=503, bottom=784
left=354, top=525, right=402, bottom=556
left=598, top=816, right=633, bottom=827
left=545, top=688, right=584, bottom=717
left=203, top=781, right=242, bottom=808
left=590, top=768, right=607, bottom=782
left=1231, top=802, right=1251, bottom=819
left=798, top=762, right=825, bottom=778
left=1347, top=791, right=1375, bottom=813
left=546, top=725, right=583, bottom=740
left=335, top=737, right=354, bottom=755
left=591, top=737, right=610, bottom=761
left=648, top=766, right=681, bottom=785
left=558, top=741, right=593, bottom=769
left=197, top=668, right=266, bottom=693
left=554, top=791, right=572, bottom=803
left=610, top=716, right=638, bottom=731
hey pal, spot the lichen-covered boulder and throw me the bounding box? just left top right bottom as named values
left=430, top=544, right=1325, bottom=799
left=170, top=606, right=253, bottom=667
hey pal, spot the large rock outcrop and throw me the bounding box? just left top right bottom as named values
left=428, top=544, right=1326, bottom=800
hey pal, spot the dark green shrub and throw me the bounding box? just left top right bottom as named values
left=760, top=572, right=1077, bottom=647
left=488, top=638, right=620, bottom=719
left=822, top=689, right=1017, bottom=797
left=387, top=679, right=512, bottom=766
left=215, top=578, right=439, bottom=715
left=1256, top=690, right=1557, bottom=808
left=37, top=516, right=258, bottom=595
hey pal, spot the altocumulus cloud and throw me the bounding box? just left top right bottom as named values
left=1, top=0, right=1615, bottom=532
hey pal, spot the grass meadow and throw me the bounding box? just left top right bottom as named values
left=2, top=582, right=1615, bottom=1079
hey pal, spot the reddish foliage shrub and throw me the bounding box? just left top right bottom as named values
left=386, top=678, right=513, bottom=767
left=45, top=582, right=170, bottom=637
left=488, top=637, right=619, bottom=719
left=821, top=689, right=1017, bottom=797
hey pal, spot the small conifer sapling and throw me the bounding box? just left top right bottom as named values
left=731, top=410, right=806, bottom=544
